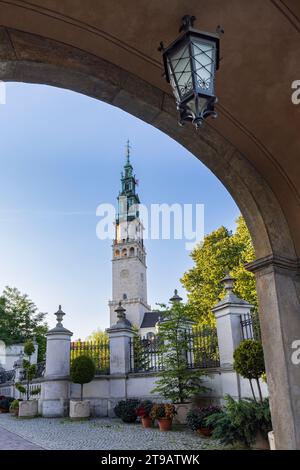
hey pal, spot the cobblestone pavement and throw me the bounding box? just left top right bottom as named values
left=0, top=414, right=222, bottom=450
left=0, top=425, right=44, bottom=450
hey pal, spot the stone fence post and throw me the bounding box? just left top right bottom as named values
left=106, top=302, right=134, bottom=416
left=212, top=274, right=253, bottom=398
left=40, top=306, right=73, bottom=417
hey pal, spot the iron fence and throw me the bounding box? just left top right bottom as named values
left=130, top=327, right=220, bottom=373
left=70, top=340, right=110, bottom=374
left=240, top=311, right=261, bottom=342
left=0, top=369, right=15, bottom=384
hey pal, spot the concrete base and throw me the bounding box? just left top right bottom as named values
left=18, top=400, right=38, bottom=418
left=173, top=403, right=193, bottom=424
left=268, top=431, right=276, bottom=450
left=69, top=400, right=90, bottom=419
left=41, top=399, right=69, bottom=417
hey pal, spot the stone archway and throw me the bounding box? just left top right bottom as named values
left=0, top=28, right=299, bottom=449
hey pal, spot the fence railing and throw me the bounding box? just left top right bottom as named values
left=70, top=340, right=110, bottom=375
left=130, top=327, right=220, bottom=373
left=240, top=311, right=261, bottom=342
left=0, top=369, right=15, bottom=384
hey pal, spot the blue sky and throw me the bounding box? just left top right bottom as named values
left=0, top=83, right=239, bottom=338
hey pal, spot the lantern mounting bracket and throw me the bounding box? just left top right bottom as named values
left=179, top=15, right=196, bottom=33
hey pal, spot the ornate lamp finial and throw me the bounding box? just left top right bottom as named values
left=221, top=272, right=236, bottom=293
left=54, top=305, right=66, bottom=327
left=169, top=289, right=183, bottom=304
left=115, top=301, right=126, bottom=322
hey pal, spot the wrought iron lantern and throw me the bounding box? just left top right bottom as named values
left=159, top=15, right=222, bottom=128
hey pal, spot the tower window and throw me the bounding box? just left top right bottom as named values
left=122, top=248, right=127, bottom=257
left=115, top=249, right=120, bottom=257
left=129, top=247, right=135, bottom=256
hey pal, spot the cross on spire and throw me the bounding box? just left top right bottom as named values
left=126, top=139, right=131, bottom=164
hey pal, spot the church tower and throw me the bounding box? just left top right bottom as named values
left=109, top=142, right=150, bottom=327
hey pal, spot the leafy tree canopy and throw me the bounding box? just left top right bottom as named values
left=85, top=328, right=109, bottom=343
left=0, top=287, right=48, bottom=361
left=181, top=216, right=257, bottom=326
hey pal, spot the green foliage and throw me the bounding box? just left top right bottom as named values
left=206, top=395, right=272, bottom=447
left=15, top=383, right=26, bottom=394
left=151, top=301, right=208, bottom=403
left=9, top=399, right=20, bottom=411
left=150, top=403, right=177, bottom=420
left=114, top=399, right=141, bottom=423
left=233, top=340, right=265, bottom=380
left=24, top=340, right=35, bottom=357
left=186, top=406, right=222, bottom=431
left=0, top=287, right=48, bottom=361
left=70, top=355, right=96, bottom=401
left=85, top=329, right=109, bottom=343
left=181, top=216, right=257, bottom=326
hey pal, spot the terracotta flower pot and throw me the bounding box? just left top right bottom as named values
left=158, top=417, right=173, bottom=432
left=197, top=427, right=212, bottom=437
left=141, top=416, right=152, bottom=428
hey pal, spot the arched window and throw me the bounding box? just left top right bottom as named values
left=129, top=247, right=135, bottom=256
left=115, top=249, right=120, bottom=257
left=122, top=248, right=127, bottom=257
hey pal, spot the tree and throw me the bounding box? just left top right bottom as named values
left=151, top=301, right=207, bottom=403
left=0, top=287, right=48, bottom=361
left=86, top=329, right=109, bottom=343
left=70, top=355, right=96, bottom=401
left=233, top=340, right=265, bottom=402
left=15, top=340, right=41, bottom=400
left=181, top=215, right=257, bottom=326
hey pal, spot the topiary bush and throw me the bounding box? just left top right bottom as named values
left=205, top=395, right=272, bottom=447
left=70, top=355, right=96, bottom=401
left=114, top=399, right=141, bottom=423
left=233, top=340, right=265, bottom=401
left=186, top=405, right=222, bottom=431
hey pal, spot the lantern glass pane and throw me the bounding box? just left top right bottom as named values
left=191, top=39, right=215, bottom=93
left=168, top=43, right=193, bottom=100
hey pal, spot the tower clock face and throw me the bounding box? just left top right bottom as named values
left=120, top=269, right=129, bottom=279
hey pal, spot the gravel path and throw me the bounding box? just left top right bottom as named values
left=0, top=414, right=222, bottom=450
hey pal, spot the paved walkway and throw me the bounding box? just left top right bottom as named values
left=0, top=425, right=44, bottom=450
left=0, top=414, right=222, bottom=450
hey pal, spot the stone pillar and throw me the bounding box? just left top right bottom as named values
left=212, top=274, right=253, bottom=398
left=106, top=302, right=134, bottom=416
left=41, top=306, right=73, bottom=418
left=247, top=255, right=300, bottom=450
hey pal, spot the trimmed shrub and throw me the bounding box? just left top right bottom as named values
left=114, top=399, right=141, bottom=423
left=233, top=340, right=265, bottom=401
left=70, top=355, right=96, bottom=401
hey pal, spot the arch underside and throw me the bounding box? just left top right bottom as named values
left=0, top=27, right=297, bottom=263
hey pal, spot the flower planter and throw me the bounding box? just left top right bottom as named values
left=158, top=417, right=173, bottom=432
left=69, top=400, right=90, bottom=419
left=141, top=416, right=152, bottom=428
left=18, top=400, right=38, bottom=418
left=173, top=403, right=192, bottom=424
left=197, top=427, right=212, bottom=437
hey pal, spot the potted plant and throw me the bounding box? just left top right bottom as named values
left=135, top=400, right=153, bottom=428
left=9, top=399, right=21, bottom=417
left=205, top=395, right=272, bottom=449
left=187, top=405, right=221, bottom=436
left=69, top=355, right=96, bottom=419
left=150, top=403, right=177, bottom=431
left=0, top=396, right=14, bottom=413
left=114, top=399, right=141, bottom=423
left=233, top=339, right=265, bottom=402
left=151, top=301, right=208, bottom=424
left=15, top=341, right=41, bottom=418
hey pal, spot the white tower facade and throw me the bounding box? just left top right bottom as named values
left=109, top=143, right=150, bottom=327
